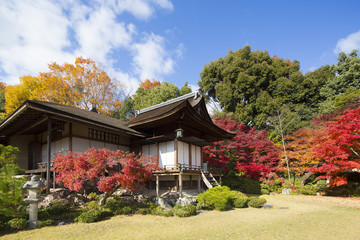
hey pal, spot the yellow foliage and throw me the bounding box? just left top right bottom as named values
left=4, top=57, right=124, bottom=116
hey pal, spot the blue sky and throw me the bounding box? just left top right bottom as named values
left=1, top=0, right=360, bottom=94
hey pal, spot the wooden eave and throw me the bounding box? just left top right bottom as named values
left=129, top=99, right=235, bottom=142
left=0, top=101, right=145, bottom=138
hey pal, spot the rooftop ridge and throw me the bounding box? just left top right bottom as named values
left=136, top=89, right=202, bottom=115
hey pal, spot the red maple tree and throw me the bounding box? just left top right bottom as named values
left=310, top=107, right=360, bottom=186
left=203, top=116, right=280, bottom=179
left=53, top=148, right=158, bottom=203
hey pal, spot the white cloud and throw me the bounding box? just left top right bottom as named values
left=0, top=0, right=73, bottom=83
left=0, top=0, right=178, bottom=96
left=334, top=30, right=360, bottom=54
left=130, top=33, right=175, bottom=81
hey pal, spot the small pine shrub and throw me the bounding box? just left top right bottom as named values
left=51, top=199, right=70, bottom=207
left=75, top=209, right=103, bottom=223
left=103, top=198, right=125, bottom=212
left=84, top=200, right=101, bottom=211
left=150, top=206, right=173, bottom=217
left=136, top=208, right=150, bottom=215
left=45, top=204, right=69, bottom=215
left=172, top=204, right=197, bottom=217
left=38, top=209, right=50, bottom=220
left=248, top=197, right=267, bottom=208
left=7, top=218, right=27, bottom=231
left=118, top=206, right=134, bottom=215
left=197, top=186, right=235, bottom=211
left=234, top=197, right=249, bottom=208
left=37, top=219, right=55, bottom=228
left=300, top=185, right=317, bottom=195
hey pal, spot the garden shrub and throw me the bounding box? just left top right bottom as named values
left=234, top=197, right=249, bottom=208
left=247, top=197, right=267, bottom=208
left=75, top=209, right=104, bottom=223
left=45, top=204, right=69, bottom=215
left=197, top=186, right=235, bottom=211
left=223, top=176, right=261, bottom=194
left=7, top=218, right=27, bottom=231
left=300, top=185, right=317, bottom=195
left=172, top=204, right=197, bottom=217
left=37, top=219, right=55, bottom=228
left=136, top=208, right=151, bottom=215
left=103, top=198, right=125, bottom=213
left=51, top=199, right=70, bottom=207
left=324, top=183, right=360, bottom=197
left=150, top=206, right=173, bottom=217
left=118, top=206, right=134, bottom=215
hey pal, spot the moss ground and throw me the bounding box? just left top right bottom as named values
left=2, top=195, right=360, bottom=240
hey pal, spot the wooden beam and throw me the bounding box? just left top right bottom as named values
left=46, top=115, right=52, bottom=193
left=17, top=117, right=48, bottom=135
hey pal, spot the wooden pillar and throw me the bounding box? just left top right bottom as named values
left=179, top=173, right=183, bottom=197
left=156, top=175, right=159, bottom=198
left=53, top=171, right=56, bottom=189
left=189, top=144, right=192, bottom=169
left=69, top=123, right=72, bottom=152
left=174, top=139, right=178, bottom=170
left=46, top=115, right=52, bottom=193
left=198, top=174, right=201, bottom=193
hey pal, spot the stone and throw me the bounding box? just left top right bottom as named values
left=282, top=188, right=292, bottom=195
left=262, top=203, right=273, bottom=209
left=155, top=197, right=173, bottom=210
left=176, top=197, right=197, bottom=206
left=23, top=175, right=46, bottom=229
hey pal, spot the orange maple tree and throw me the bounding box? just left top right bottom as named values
left=139, top=79, right=161, bottom=89
left=5, top=57, right=124, bottom=115
left=280, top=127, right=322, bottom=177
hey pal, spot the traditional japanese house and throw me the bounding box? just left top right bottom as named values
left=0, top=90, right=234, bottom=195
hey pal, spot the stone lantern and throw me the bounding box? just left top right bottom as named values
left=23, top=175, right=46, bottom=228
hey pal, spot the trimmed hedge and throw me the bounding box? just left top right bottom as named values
left=248, top=197, right=267, bottom=208
left=197, top=186, right=235, bottom=211
left=172, top=204, right=197, bottom=217
left=234, top=197, right=249, bottom=208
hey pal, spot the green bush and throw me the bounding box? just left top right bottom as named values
left=118, top=206, right=134, bottom=215
left=7, top=218, right=27, bottom=231
left=300, top=185, right=317, bottom=195
left=75, top=209, right=104, bottom=223
left=150, top=206, right=173, bottom=217
left=248, top=197, right=267, bottom=208
left=172, top=204, right=197, bottom=217
left=45, top=204, right=69, bottom=215
left=37, top=219, right=55, bottom=228
left=324, top=183, right=360, bottom=197
left=103, top=198, right=125, bottom=213
left=223, top=176, right=262, bottom=194
left=136, top=208, right=151, bottom=215
left=197, top=186, right=235, bottom=211
left=234, top=197, right=249, bottom=208
left=51, top=199, right=70, bottom=207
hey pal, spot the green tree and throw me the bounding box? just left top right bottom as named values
left=0, top=145, right=26, bottom=217
left=198, top=46, right=312, bottom=128
left=133, top=82, right=191, bottom=110
left=319, top=50, right=360, bottom=114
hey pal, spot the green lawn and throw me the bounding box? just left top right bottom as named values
left=2, top=195, right=360, bottom=240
